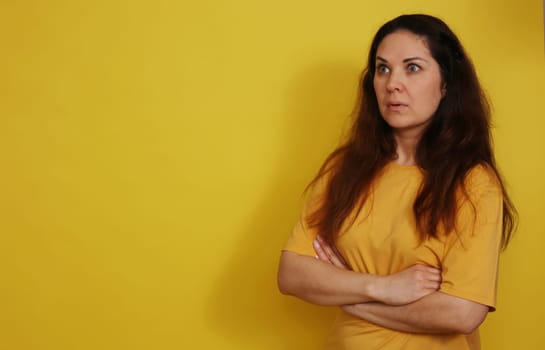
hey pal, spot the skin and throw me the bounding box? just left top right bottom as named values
left=278, top=239, right=441, bottom=306
left=373, top=29, right=445, bottom=165
left=278, top=29, right=490, bottom=335
left=314, top=238, right=488, bottom=335
left=316, top=30, right=487, bottom=334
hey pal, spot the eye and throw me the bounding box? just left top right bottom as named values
left=376, top=64, right=390, bottom=74
left=407, top=63, right=421, bottom=73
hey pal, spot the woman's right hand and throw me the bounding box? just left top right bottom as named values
left=312, top=237, right=441, bottom=306
left=371, top=264, right=442, bottom=305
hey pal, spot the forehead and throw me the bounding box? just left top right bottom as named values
left=375, top=30, right=432, bottom=60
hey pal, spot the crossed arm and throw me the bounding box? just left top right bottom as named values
left=277, top=236, right=489, bottom=335
left=341, top=292, right=488, bottom=334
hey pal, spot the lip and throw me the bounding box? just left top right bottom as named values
left=387, top=102, right=408, bottom=111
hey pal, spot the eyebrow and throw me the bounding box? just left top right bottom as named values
left=376, top=56, right=429, bottom=63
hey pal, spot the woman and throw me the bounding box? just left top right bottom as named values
left=277, top=14, right=516, bottom=350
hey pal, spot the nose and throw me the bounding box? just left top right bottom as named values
left=386, top=71, right=403, bottom=93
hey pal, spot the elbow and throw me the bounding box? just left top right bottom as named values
left=277, top=273, right=292, bottom=295
left=277, top=252, right=296, bottom=296
left=277, top=267, right=291, bottom=295
left=456, top=321, right=480, bottom=335
left=453, top=304, right=489, bottom=335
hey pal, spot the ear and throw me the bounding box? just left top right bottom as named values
left=441, top=83, right=447, bottom=98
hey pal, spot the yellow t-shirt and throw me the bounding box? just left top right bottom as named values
left=284, top=162, right=503, bottom=350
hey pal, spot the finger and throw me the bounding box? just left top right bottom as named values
left=425, top=268, right=442, bottom=281
left=313, top=240, right=332, bottom=263
left=426, top=283, right=440, bottom=291
left=332, top=246, right=350, bottom=269
left=423, top=278, right=441, bottom=290
left=326, top=246, right=348, bottom=269
left=414, top=264, right=441, bottom=274
left=325, top=249, right=345, bottom=268
left=426, top=266, right=442, bottom=275
left=317, top=238, right=346, bottom=269
left=429, top=273, right=442, bottom=282
left=317, top=240, right=337, bottom=264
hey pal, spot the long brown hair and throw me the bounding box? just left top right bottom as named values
left=307, top=14, right=517, bottom=249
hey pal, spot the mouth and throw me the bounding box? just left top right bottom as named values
left=387, top=102, right=408, bottom=111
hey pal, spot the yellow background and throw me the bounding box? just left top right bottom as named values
left=1, top=1, right=543, bottom=349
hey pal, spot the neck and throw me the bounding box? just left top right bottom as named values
left=394, top=133, right=420, bottom=165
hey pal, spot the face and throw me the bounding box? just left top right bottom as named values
left=373, top=30, right=445, bottom=138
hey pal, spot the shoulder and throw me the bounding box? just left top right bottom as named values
left=303, top=171, right=332, bottom=212
left=457, top=164, right=503, bottom=224
left=463, top=164, right=500, bottom=194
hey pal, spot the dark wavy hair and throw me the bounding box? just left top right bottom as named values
left=307, top=14, right=517, bottom=249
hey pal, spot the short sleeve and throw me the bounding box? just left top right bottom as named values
left=282, top=178, right=327, bottom=257
left=439, top=166, right=503, bottom=309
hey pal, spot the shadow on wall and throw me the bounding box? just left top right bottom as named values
left=205, top=62, right=361, bottom=348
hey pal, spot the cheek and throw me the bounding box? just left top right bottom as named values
left=373, top=80, right=384, bottom=100
left=432, top=87, right=444, bottom=108
left=420, top=85, right=443, bottom=111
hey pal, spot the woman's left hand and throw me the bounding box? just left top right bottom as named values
left=313, top=236, right=350, bottom=270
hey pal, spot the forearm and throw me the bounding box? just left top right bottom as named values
left=278, top=251, right=377, bottom=306
left=342, top=291, right=488, bottom=334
